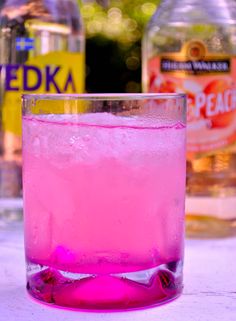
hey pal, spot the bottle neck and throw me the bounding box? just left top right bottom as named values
left=0, top=0, right=82, bottom=31
left=154, top=0, right=236, bottom=25
left=161, top=0, right=234, bottom=6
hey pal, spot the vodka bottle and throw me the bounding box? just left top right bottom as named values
left=0, top=0, right=85, bottom=222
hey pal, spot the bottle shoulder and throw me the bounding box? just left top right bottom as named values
left=146, top=0, right=236, bottom=30
left=0, top=0, right=83, bottom=30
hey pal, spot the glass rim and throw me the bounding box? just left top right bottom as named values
left=22, top=93, right=186, bottom=101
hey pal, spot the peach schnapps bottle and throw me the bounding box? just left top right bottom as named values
left=143, top=0, right=236, bottom=237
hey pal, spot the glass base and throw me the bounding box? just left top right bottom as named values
left=0, top=198, right=23, bottom=228
left=26, top=259, right=183, bottom=310
left=186, top=214, right=236, bottom=238
left=186, top=196, right=236, bottom=238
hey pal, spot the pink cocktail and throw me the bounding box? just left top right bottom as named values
left=22, top=93, right=186, bottom=310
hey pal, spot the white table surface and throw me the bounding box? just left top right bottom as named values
left=0, top=222, right=236, bottom=321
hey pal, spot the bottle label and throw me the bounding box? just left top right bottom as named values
left=147, top=40, right=236, bottom=159
left=1, top=51, right=85, bottom=136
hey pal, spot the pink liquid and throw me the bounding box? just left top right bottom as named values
left=23, top=113, right=186, bottom=310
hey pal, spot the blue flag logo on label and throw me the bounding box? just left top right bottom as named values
left=16, top=38, right=34, bottom=51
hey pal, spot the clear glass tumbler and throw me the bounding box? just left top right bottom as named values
left=22, top=93, right=186, bottom=310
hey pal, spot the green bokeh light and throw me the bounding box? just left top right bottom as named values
left=81, top=0, right=158, bottom=43
left=80, top=0, right=159, bottom=93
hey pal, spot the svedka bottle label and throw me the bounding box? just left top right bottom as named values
left=147, top=40, right=236, bottom=159
left=1, top=51, right=84, bottom=136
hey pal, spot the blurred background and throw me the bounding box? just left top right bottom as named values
left=80, top=0, right=159, bottom=93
